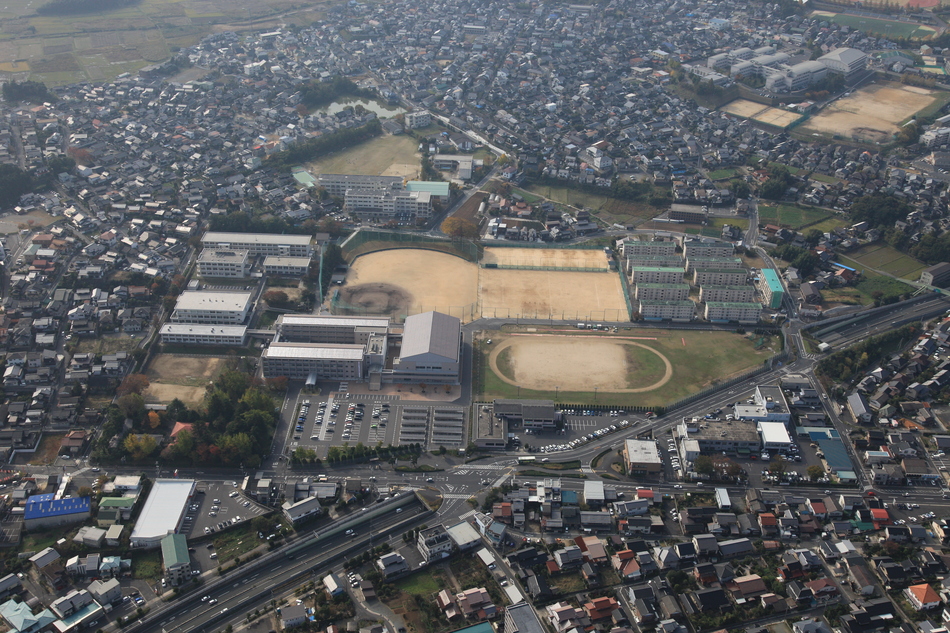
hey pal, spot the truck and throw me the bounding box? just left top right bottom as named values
left=577, top=323, right=586, bottom=329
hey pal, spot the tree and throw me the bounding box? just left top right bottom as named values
left=263, top=290, right=290, bottom=307
left=77, top=486, right=93, bottom=498
left=147, top=411, right=161, bottom=429
left=117, top=393, right=146, bottom=422
left=730, top=179, right=750, bottom=199
left=0, top=165, right=34, bottom=209
left=123, top=434, right=157, bottom=461
left=807, top=464, right=824, bottom=481
left=768, top=458, right=788, bottom=478
left=117, top=374, right=150, bottom=396
left=441, top=217, right=479, bottom=240
left=694, top=454, right=714, bottom=476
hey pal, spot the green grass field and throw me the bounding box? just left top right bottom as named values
left=308, top=134, right=421, bottom=178
left=707, top=169, right=738, bottom=180
left=709, top=217, right=750, bottom=230
left=394, top=570, right=442, bottom=595
left=814, top=11, right=935, bottom=39
left=843, top=244, right=927, bottom=280
left=477, top=328, right=779, bottom=407
left=758, top=204, right=842, bottom=230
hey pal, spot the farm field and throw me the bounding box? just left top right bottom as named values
left=0, top=0, right=328, bottom=84
left=841, top=243, right=928, bottom=279
left=811, top=10, right=936, bottom=37
left=758, top=204, right=843, bottom=230
left=144, top=354, right=229, bottom=407
left=523, top=184, right=657, bottom=226
left=307, top=134, right=421, bottom=179
left=800, top=82, right=947, bottom=144
left=477, top=328, right=780, bottom=407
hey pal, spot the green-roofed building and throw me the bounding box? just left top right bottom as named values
left=406, top=181, right=451, bottom=200
left=161, top=534, right=191, bottom=585
left=97, top=497, right=136, bottom=527
left=760, top=268, right=785, bottom=309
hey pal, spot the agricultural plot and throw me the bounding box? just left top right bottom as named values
left=844, top=244, right=928, bottom=279
left=812, top=10, right=935, bottom=37
left=757, top=204, right=837, bottom=230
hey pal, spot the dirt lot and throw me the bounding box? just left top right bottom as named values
left=720, top=99, right=802, bottom=129
left=334, top=248, right=628, bottom=323
left=144, top=355, right=228, bottom=406
left=338, top=250, right=479, bottom=321
left=490, top=335, right=671, bottom=392
left=801, top=83, right=940, bottom=142
left=481, top=246, right=608, bottom=269
left=0, top=210, right=56, bottom=234
left=479, top=268, right=627, bottom=321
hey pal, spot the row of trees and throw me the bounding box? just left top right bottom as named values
left=2, top=80, right=55, bottom=104
left=816, top=324, right=918, bottom=384
left=36, top=0, right=138, bottom=15
left=267, top=119, right=382, bottom=170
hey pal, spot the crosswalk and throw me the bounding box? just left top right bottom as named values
left=442, top=493, right=472, bottom=499
left=457, top=509, right=477, bottom=521
left=452, top=463, right=509, bottom=471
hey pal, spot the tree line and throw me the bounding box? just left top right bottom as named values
left=267, top=119, right=382, bottom=171
left=36, top=0, right=139, bottom=15
left=815, top=324, right=919, bottom=384
left=2, top=80, right=55, bottom=104
left=299, top=77, right=377, bottom=111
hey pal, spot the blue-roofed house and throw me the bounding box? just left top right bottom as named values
left=24, top=495, right=91, bottom=530
left=0, top=599, right=56, bottom=633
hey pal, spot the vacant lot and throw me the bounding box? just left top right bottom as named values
left=144, top=354, right=228, bottom=406
left=482, top=246, right=608, bottom=270
left=28, top=433, right=65, bottom=465
left=308, top=134, right=421, bottom=179
left=477, top=328, right=779, bottom=406
left=801, top=83, right=943, bottom=143
left=720, top=100, right=802, bottom=129
left=523, top=183, right=657, bottom=226
left=843, top=244, right=928, bottom=279
left=0, top=210, right=56, bottom=234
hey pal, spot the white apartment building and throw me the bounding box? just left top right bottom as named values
left=699, top=285, right=756, bottom=303
left=344, top=189, right=432, bottom=224
left=685, top=256, right=743, bottom=274
left=704, top=301, right=762, bottom=324
left=196, top=249, right=250, bottom=278
left=626, top=255, right=684, bottom=272
left=693, top=268, right=747, bottom=286
left=201, top=232, right=312, bottom=257
left=634, top=283, right=690, bottom=301
left=622, top=240, right=678, bottom=258
left=405, top=110, right=432, bottom=129
left=631, top=267, right=684, bottom=284
left=638, top=299, right=695, bottom=322
left=159, top=324, right=248, bottom=346
left=683, top=240, right=734, bottom=259
left=317, top=174, right=403, bottom=197
left=170, top=291, right=253, bottom=325
left=263, top=256, right=312, bottom=277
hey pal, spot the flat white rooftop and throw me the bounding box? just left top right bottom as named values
left=278, top=315, right=390, bottom=328
left=264, top=343, right=366, bottom=360
left=130, top=479, right=194, bottom=545
left=174, top=290, right=252, bottom=312
left=263, top=256, right=312, bottom=266
left=160, top=324, right=248, bottom=336
left=202, top=232, right=311, bottom=246
left=758, top=421, right=792, bottom=444
left=624, top=439, right=662, bottom=464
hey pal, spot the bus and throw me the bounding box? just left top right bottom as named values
left=517, top=456, right=537, bottom=464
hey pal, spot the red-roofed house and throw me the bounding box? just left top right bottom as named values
left=170, top=422, right=193, bottom=443
left=584, top=596, right=619, bottom=621
left=806, top=500, right=827, bottom=520
left=575, top=536, right=608, bottom=565
left=758, top=513, right=778, bottom=535
left=870, top=508, right=891, bottom=528
left=637, top=489, right=655, bottom=502
left=611, top=550, right=642, bottom=581
left=805, top=578, right=838, bottom=599
left=728, top=574, right=768, bottom=599
left=905, top=583, right=941, bottom=611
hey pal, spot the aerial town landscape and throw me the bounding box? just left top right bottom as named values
left=8, top=0, right=950, bottom=633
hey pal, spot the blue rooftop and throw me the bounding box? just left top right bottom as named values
left=817, top=439, right=853, bottom=473
left=24, top=495, right=91, bottom=520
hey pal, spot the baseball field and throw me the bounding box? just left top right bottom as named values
left=333, top=247, right=629, bottom=323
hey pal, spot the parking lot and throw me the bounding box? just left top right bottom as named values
left=285, top=392, right=466, bottom=456
left=183, top=481, right=266, bottom=541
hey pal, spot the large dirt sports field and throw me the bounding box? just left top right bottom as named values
left=490, top=335, right=672, bottom=392
left=720, top=99, right=803, bottom=129
left=801, top=83, right=941, bottom=143
left=333, top=247, right=628, bottom=322
left=144, top=354, right=229, bottom=407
